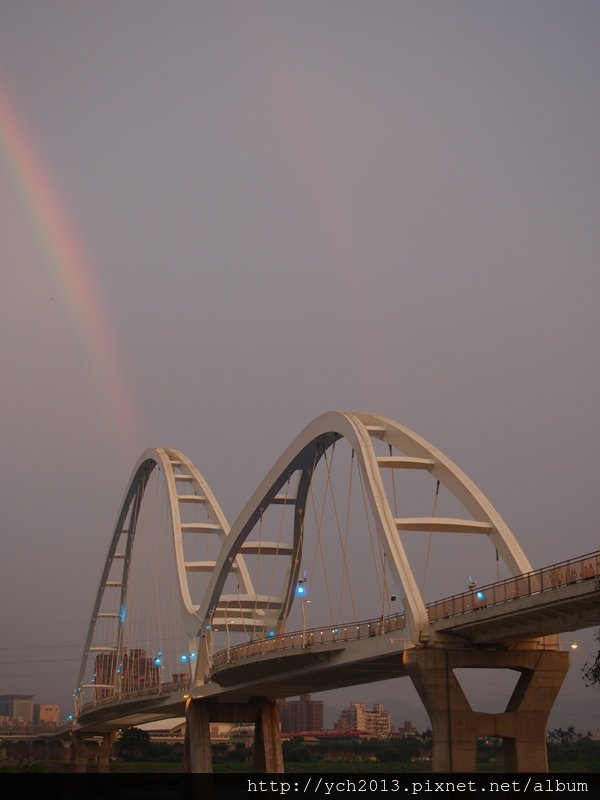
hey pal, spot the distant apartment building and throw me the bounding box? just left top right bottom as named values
left=94, top=648, right=160, bottom=699
left=279, top=695, right=324, bottom=732
left=34, top=703, right=60, bottom=726
left=335, top=702, right=391, bottom=737
left=0, top=694, right=34, bottom=724
left=397, top=719, right=418, bottom=736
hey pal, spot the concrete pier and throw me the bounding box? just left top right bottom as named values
left=404, top=646, right=569, bottom=772
left=185, top=696, right=284, bottom=773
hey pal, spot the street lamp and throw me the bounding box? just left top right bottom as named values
left=154, top=652, right=163, bottom=692
left=297, top=578, right=309, bottom=645
left=224, top=601, right=232, bottom=662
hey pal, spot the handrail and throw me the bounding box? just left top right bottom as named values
left=79, top=549, right=600, bottom=710
left=79, top=679, right=190, bottom=716
left=211, top=611, right=407, bottom=670
left=211, top=549, right=600, bottom=669
left=426, top=548, right=600, bottom=624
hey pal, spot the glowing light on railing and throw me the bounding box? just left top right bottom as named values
left=296, top=584, right=306, bottom=596
left=180, top=654, right=188, bottom=663
left=267, top=630, right=276, bottom=638
left=189, top=652, right=197, bottom=659
left=154, top=657, right=161, bottom=666
left=476, top=591, right=486, bottom=602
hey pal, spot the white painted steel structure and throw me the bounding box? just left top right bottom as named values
left=76, top=411, right=542, bottom=715
left=76, top=446, right=256, bottom=710
left=195, top=411, right=532, bottom=676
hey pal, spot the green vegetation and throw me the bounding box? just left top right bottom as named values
left=547, top=728, right=600, bottom=772
left=115, top=726, right=184, bottom=764
left=583, top=628, right=600, bottom=689
left=2, top=728, right=599, bottom=772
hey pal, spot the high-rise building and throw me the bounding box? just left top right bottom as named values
left=397, top=719, right=418, bottom=736
left=34, top=704, right=60, bottom=726
left=335, top=702, right=391, bottom=737
left=0, top=694, right=34, bottom=723
left=279, top=694, right=324, bottom=732
left=94, top=648, right=160, bottom=699
left=93, top=652, right=119, bottom=700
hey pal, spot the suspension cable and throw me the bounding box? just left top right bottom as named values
left=421, top=479, right=440, bottom=597
left=264, top=472, right=292, bottom=628
left=356, top=456, right=385, bottom=613
left=389, top=443, right=399, bottom=518
left=306, top=447, right=335, bottom=623
left=337, top=449, right=359, bottom=621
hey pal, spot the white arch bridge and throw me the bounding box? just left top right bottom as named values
left=73, top=411, right=600, bottom=773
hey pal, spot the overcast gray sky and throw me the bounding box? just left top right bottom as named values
left=1, top=1, right=599, bottom=732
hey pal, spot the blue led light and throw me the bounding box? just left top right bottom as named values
left=476, top=591, right=485, bottom=602
left=119, top=605, right=126, bottom=623
left=154, top=657, right=161, bottom=666
left=180, top=654, right=188, bottom=663
left=296, top=584, right=306, bottom=596
left=267, top=630, right=276, bottom=638
left=189, top=652, right=197, bottom=659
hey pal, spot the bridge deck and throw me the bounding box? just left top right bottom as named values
left=75, top=550, right=600, bottom=732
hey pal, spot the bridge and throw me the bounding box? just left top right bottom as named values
left=70, top=411, right=599, bottom=773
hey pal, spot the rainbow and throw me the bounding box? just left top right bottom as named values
left=0, top=79, right=140, bottom=453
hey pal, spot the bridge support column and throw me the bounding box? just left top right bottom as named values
left=404, top=647, right=569, bottom=773
left=72, top=731, right=116, bottom=772
left=60, top=738, right=72, bottom=763
left=185, top=698, right=212, bottom=773
left=97, top=731, right=117, bottom=773
left=253, top=699, right=284, bottom=774
left=72, top=732, right=90, bottom=773
left=185, top=697, right=284, bottom=773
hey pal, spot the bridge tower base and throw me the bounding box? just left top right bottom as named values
left=404, top=647, right=569, bottom=773
left=185, top=699, right=212, bottom=772
left=72, top=731, right=117, bottom=773
left=185, top=697, right=284, bottom=773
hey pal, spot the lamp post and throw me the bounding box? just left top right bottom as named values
left=224, top=601, right=232, bottom=662
left=297, top=578, right=308, bottom=646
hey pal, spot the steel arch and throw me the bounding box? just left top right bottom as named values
left=195, top=410, right=532, bottom=680
left=75, top=447, right=254, bottom=707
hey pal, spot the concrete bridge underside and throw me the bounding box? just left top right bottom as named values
left=76, top=635, right=571, bottom=773
left=74, top=574, right=599, bottom=772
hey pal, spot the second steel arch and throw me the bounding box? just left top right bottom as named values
left=194, top=410, right=532, bottom=684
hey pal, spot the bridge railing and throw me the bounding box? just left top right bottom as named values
left=211, top=550, right=599, bottom=671
left=426, top=549, right=600, bottom=623
left=211, top=611, right=407, bottom=670
left=79, top=679, right=190, bottom=717
left=78, top=550, right=600, bottom=707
